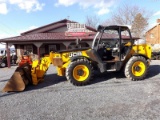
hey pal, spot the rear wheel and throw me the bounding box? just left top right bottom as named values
left=125, top=56, right=148, bottom=81
left=66, top=59, right=94, bottom=86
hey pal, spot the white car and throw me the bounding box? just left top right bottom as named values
left=0, top=49, right=5, bottom=56
left=0, top=49, right=16, bottom=56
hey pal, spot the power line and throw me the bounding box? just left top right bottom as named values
left=0, top=20, right=18, bottom=34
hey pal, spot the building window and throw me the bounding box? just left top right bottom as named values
left=24, top=45, right=33, bottom=54
left=49, top=45, right=57, bottom=52
left=150, top=33, right=154, bottom=38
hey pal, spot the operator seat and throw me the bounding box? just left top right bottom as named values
left=97, top=47, right=114, bottom=61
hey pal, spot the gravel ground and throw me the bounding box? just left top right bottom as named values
left=0, top=60, right=160, bottom=120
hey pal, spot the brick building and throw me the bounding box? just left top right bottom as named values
left=146, top=19, right=160, bottom=44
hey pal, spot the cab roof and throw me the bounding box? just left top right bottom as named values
left=97, top=25, right=129, bottom=31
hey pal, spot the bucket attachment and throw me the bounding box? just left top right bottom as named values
left=2, top=63, right=32, bottom=92
left=2, top=56, right=51, bottom=92
left=2, top=72, right=26, bottom=92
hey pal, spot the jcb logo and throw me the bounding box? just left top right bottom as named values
left=69, top=52, right=82, bottom=57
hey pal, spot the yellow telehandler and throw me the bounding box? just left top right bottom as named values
left=2, top=25, right=152, bottom=92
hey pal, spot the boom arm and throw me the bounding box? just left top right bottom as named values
left=31, top=56, right=51, bottom=85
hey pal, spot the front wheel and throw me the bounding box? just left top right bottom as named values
left=66, top=59, right=94, bottom=86
left=124, top=56, right=148, bottom=81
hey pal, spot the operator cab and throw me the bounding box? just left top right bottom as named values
left=92, top=25, right=133, bottom=62
left=86, top=25, right=133, bottom=72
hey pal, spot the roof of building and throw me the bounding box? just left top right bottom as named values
left=21, top=19, right=97, bottom=35
left=146, top=23, right=160, bottom=33
left=0, top=32, right=139, bottom=43
left=0, top=18, right=139, bottom=43
left=0, top=32, right=96, bottom=42
left=0, top=19, right=97, bottom=42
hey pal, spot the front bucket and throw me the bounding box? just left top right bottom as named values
left=2, top=63, right=32, bottom=92
left=2, top=72, right=26, bottom=92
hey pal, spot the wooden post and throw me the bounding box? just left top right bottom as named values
left=37, top=47, right=40, bottom=61
left=33, top=42, right=43, bottom=62
left=6, top=42, right=11, bottom=68
left=66, top=45, right=68, bottom=50
left=63, top=42, right=70, bottom=50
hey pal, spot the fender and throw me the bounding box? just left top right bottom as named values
left=132, top=53, right=150, bottom=59
left=70, top=56, right=92, bottom=62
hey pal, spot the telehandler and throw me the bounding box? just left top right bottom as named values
left=2, top=25, right=152, bottom=92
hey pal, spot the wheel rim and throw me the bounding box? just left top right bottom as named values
left=132, top=61, right=146, bottom=77
left=73, top=65, right=89, bottom=81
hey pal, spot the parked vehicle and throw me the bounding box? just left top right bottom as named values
left=2, top=25, right=152, bottom=92
left=0, top=49, right=5, bottom=56
left=0, top=50, right=17, bottom=68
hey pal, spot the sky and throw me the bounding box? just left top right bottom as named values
left=0, top=0, right=160, bottom=43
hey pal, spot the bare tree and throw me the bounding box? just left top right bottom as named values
left=104, top=4, right=151, bottom=38
left=85, top=15, right=100, bottom=29
left=132, top=13, right=148, bottom=37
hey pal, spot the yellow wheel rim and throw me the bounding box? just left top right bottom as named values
left=73, top=65, right=90, bottom=81
left=132, top=61, right=146, bottom=77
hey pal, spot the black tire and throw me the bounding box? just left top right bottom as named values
left=66, top=59, right=94, bottom=86
left=124, top=56, right=148, bottom=81
left=0, top=62, right=6, bottom=68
